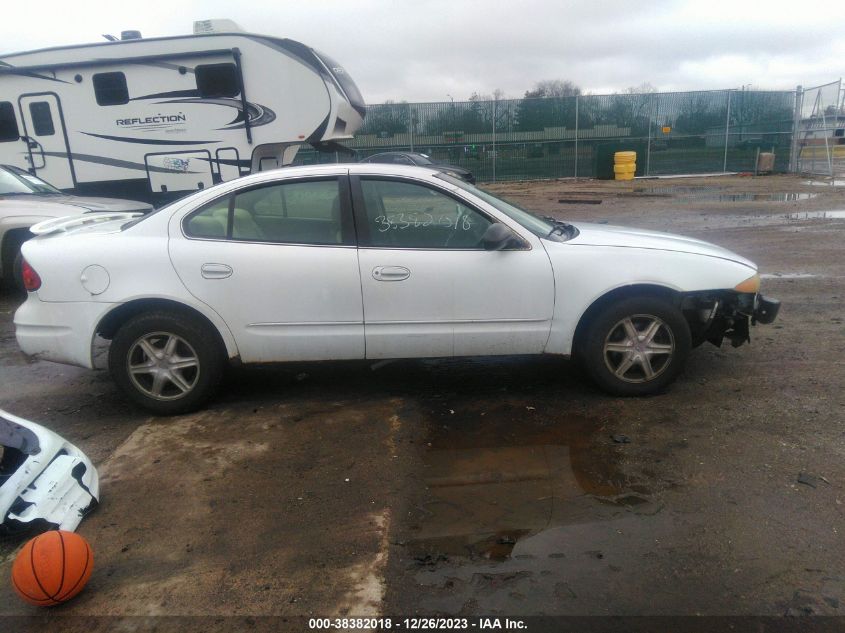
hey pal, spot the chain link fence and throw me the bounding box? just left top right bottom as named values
left=793, top=80, right=845, bottom=176
left=296, top=84, right=841, bottom=182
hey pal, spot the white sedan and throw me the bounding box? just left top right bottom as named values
left=14, top=164, right=779, bottom=414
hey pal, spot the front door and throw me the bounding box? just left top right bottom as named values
left=168, top=174, right=365, bottom=363
left=352, top=176, right=555, bottom=359
left=18, top=94, right=74, bottom=189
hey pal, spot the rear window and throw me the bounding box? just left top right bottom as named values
left=0, top=102, right=20, bottom=142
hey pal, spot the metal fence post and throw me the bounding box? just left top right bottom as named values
left=409, top=103, right=414, bottom=152
left=492, top=99, right=497, bottom=182
left=574, top=95, right=579, bottom=178
left=723, top=90, right=732, bottom=172
left=789, top=85, right=803, bottom=173
left=646, top=93, right=655, bottom=176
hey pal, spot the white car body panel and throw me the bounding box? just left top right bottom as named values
left=569, top=222, right=756, bottom=268
left=14, top=299, right=115, bottom=367
left=0, top=409, right=99, bottom=533
left=14, top=164, right=762, bottom=375
left=541, top=241, right=756, bottom=355
left=169, top=237, right=365, bottom=362
left=358, top=246, right=554, bottom=358
left=16, top=215, right=240, bottom=364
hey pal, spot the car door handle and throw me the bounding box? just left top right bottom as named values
left=372, top=266, right=410, bottom=282
left=201, top=263, right=233, bottom=279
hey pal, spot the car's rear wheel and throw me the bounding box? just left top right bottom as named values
left=109, top=311, right=224, bottom=415
left=580, top=296, right=691, bottom=396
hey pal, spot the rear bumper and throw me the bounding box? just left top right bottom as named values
left=14, top=295, right=113, bottom=368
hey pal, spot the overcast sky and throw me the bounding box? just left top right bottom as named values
left=2, top=0, right=842, bottom=103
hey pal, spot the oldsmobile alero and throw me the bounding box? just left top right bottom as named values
left=14, top=164, right=780, bottom=414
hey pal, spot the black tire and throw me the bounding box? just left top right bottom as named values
left=11, top=250, right=25, bottom=293
left=2, top=232, right=28, bottom=293
left=108, top=311, right=224, bottom=415
left=580, top=296, right=691, bottom=396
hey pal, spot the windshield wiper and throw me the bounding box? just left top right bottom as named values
left=542, top=216, right=576, bottom=238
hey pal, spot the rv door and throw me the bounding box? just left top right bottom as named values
left=18, top=94, right=74, bottom=190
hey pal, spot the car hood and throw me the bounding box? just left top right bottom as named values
left=567, top=222, right=756, bottom=268
left=0, top=194, right=151, bottom=215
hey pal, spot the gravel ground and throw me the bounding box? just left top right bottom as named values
left=0, top=173, right=843, bottom=627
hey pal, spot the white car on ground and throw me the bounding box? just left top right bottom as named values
left=0, top=165, right=152, bottom=288
left=14, top=164, right=779, bottom=414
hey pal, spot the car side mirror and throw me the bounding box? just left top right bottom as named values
left=481, top=223, right=520, bottom=251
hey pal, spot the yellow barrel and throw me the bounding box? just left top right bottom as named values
left=614, top=151, right=636, bottom=180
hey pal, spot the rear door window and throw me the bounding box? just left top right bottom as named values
left=184, top=178, right=352, bottom=245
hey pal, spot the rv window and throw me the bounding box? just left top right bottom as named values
left=196, top=64, right=239, bottom=98
left=0, top=102, right=20, bottom=142
left=93, top=72, right=129, bottom=106
left=29, top=102, right=55, bottom=136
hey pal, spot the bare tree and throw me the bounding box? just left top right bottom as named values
left=524, top=80, right=582, bottom=99
left=625, top=82, right=657, bottom=95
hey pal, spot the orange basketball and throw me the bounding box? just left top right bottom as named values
left=11, top=530, right=93, bottom=606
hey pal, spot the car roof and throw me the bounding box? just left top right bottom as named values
left=241, top=163, right=443, bottom=181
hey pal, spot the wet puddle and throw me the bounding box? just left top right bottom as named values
left=633, top=187, right=817, bottom=203
left=392, top=391, right=679, bottom=615
left=786, top=210, right=845, bottom=219
left=405, top=400, right=653, bottom=565
left=803, top=179, right=845, bottom=187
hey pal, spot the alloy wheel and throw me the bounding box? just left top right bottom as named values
left=603, top=314, right=675, bottom=383
left=126, top=331, right=200, bottom=401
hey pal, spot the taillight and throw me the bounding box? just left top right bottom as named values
left=21, top=257, right=41, bottom=291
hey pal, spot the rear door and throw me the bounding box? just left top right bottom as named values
left=168, top=173, right=365, bottom=363
left=351, top=175, right=555, bottom=359
left=18, top=94, right=74, bottom=189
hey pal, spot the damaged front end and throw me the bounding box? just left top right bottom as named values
left=0, top=409, right=99, bottom=535
left=683, top=290, right=781, bottom=348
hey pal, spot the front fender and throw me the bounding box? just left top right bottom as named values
left=544, top=243, right=757, bottom=355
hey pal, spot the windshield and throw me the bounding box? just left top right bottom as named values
left=435, top=173, right=567, bottom=239
left=0, top=167, right=62, bottom=195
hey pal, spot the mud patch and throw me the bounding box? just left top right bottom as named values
left=0, top=401, right=406, bottom=617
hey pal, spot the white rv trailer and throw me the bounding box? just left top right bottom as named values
left=0, top=20, right=365, bottom=203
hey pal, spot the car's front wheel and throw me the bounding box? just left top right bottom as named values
left=109, top=311, right=224, bottom=415
left=580, top=296, right=691, bottom=396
